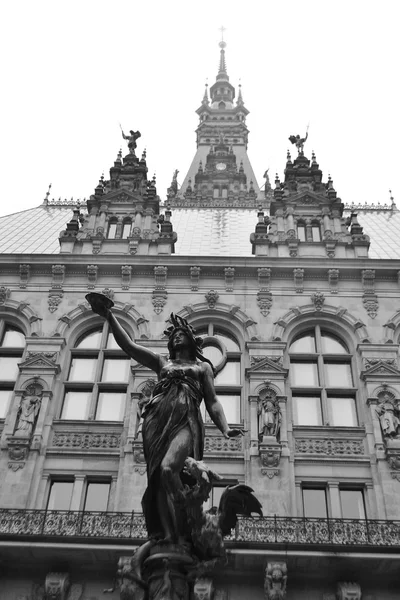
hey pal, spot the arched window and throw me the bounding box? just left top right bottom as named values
left=213, top=187, right=220, bottom=198
left=221, top=188, right=228, bottom=199
left=197, top=324, right=242, bottom=424
left=289, top=327, right=357, bottom=427
left=107, top=220, right=118, bottom=239
left=61, top=323, right=131, bottom=421
left=122, top=220, right=132, bottom=238
left=0, top=323, right=25, bottom=418
left=218, top=101, right=226, bottom=110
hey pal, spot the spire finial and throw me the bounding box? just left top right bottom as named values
left=217, top=27, right=228, bottom=78
left=44, top=183, right=52, bottom=204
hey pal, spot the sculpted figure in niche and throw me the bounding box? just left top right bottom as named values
left=15, top=393, right=41, bottom=438
left=258, top=390, right=281, bottom=441
left=376, top=393, right=400, bottom=439
left=89, top=299, right=243, bottom=543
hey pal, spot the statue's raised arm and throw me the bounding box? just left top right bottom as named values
left=86, top=293, right=162, bottom=373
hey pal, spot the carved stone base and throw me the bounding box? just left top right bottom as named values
left=259, top=437, right=282, bottom=477
left=7, top=436, right=30, bottom=470
left=145, top=542, right=194, bottom=600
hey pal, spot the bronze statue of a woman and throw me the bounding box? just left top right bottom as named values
left=88, top=296, right=243, bottom=544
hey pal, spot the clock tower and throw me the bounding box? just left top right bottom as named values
left=172, top=37, right=262, bottom=208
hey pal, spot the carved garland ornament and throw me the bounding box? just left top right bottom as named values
left=53, top=432, right=121, bottom=449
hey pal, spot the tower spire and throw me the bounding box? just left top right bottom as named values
left=217, top=26, right=229, bottom=81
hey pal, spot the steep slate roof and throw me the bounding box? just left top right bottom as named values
left=0, top=203, right=399, bottom=259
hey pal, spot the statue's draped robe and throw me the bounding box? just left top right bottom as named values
left=141, top=364, right=204, bottom=537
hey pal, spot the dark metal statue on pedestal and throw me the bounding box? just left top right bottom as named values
left=87, top=293, right=262, bottom=600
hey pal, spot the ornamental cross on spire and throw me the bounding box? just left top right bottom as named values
left=219, top=26, right=226, bottom=41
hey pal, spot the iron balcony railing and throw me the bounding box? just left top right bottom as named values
left=1, top=509, right=400, bottom=548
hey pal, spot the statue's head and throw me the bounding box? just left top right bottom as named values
left=165, top=313, right=215, bottom=374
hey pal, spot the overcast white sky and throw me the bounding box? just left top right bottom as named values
left=1, top=0, right=399, bottom=216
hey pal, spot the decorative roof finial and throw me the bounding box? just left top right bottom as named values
left=44, top=183, right=52, bottom=205
left=202, top=79, right=209, bottom=105
left=237, top=79, right=244, bottom=105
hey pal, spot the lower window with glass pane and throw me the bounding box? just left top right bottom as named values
left=96, top=391, right=126, bottom=421
left=201, top=394, right=241, bottom=425
left=84, top=481, right=110, bottom=511
left=47, top=480, right=74, bottom=511
left=303, top=487, right=328, bottom=518
left=340, top=489, right=366, bottom=519
left=328, top=396, right=358, bottom=427
left=293, top=396, right=322, bottom=426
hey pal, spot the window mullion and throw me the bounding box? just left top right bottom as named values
left=89, top=351, right=103, bottom=419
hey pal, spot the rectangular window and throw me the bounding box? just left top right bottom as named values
left=303, top=488, right=327, bottom=518
left=340, top=489, right=366, bottom=519
left=291, top=362, right=319, bottom=386
left=47, top=481, right=74, bottom=510
left=312, top=226, right=321, bottom=242
left=0, top=390, right=12, bottom=418
left=328, top=397, right=358, bottom=427
left=0, top=356, right=20, bottom=380
left=122, top=223, right=131, bottom=238
left=101, top=359, right=130, bottom=383
left=217, top=394, right=241, bottom=423
left=61, top=391, right=91, bottom=420
left=214, top=360, right=240, bottom=385
left=84, top=482, right=110, bottom=511
left=293, top=396, right=322, bottom=426
left=69, top=358, right=97, bottom=382
left=96, top=392, right=125, bottom=421
left=324, top=362, right=353, bottom=387
left=297, top=225, right=306, bottom=242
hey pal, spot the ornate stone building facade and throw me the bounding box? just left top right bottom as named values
left=1, top=41, right=400, bottom=600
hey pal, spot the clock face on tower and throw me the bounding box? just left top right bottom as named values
left=216, top=162, right=226, bottom=171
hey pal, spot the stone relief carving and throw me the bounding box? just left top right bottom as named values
left=295, top=439, right=364, bottom=455
left=193, top=577, right=214, bottom=600
left=190, top=266, right=201, bottom=291
left=337, top=582, right=361, bottom=600
left=328, top=268, right=339, bottom=293
left=257, top=291, right=273, bottom=316
left=44, top=572, right=70, bottom=600
left=53, top=432, right=121, bottom=449
left=364, top=358, right=396, bottom=370
left=19, top=264, right=30, bottom=288
left=293, top=268, right=304, bottom=293
left=0, top=286, right=11, bottom=304
left=264, top=561, right=287, bottom=600
left=48, top=290, right=63, bottom=313
left=250, top=356, right=283, bottom=367
left=152, top=291, right=167, bottom=314
left=87, top=265, right=98, bottom=290
left=204, top=436, right=243, bottom=453
left=205, top=289, right=219, bottom=309
left=224, top=267, right=235, bottom=292
left=311, top=291, right=325, bottom=311
left=363, top=292, right=379, bottom=319
left=121, top=265, right=132, bottom=290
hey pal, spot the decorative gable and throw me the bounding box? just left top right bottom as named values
left=246, top=356, right=288, bottom=378
left=18, top=352, right=60, bottom=374
left=361, top=359, right=400, bottom=381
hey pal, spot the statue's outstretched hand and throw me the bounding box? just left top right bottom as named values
left=224, top=428, right=246, bottom=439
